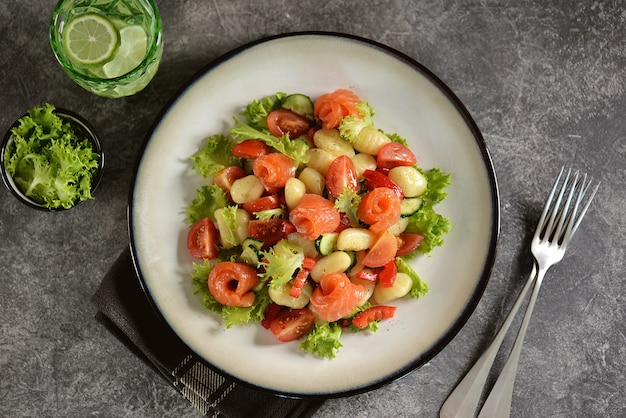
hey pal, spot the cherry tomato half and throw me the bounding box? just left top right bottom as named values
left=261, top=303, right=284, bottom=329
left=213, top=166, right=246, bottom=195
left=269, top=308, right=316, bottom=342
left=362, top=230, right=398, bottom=268
left=248, top=219, right=296, bottom=248
left=267, top=109, right=310, bottom=138
left=326, top=155, right=358, bottom=199
left=396, top=232, right=425, bottom=257
left=186, top=218, right=220, bottom=259
left=362, top=169, right=404, bottom=199
left=232, top=140, right=271, bottom=159
left=242, top=194, right=284, bottom=214
left=377, top=142, right=417, bottom=170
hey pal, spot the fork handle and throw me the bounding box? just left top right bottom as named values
left=476, top=266, right=547, bottom=418
left=439, top=265, right=537, bottom=418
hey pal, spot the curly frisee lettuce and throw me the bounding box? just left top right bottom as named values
left=4, top=103, right=100, bottom=209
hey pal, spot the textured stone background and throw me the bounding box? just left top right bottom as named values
left=0, top=1, right=624, bottom=417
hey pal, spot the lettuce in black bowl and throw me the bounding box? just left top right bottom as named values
left=1, top=103, right=104, bottom=211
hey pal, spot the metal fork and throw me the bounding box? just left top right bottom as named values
left=440, top=167, right=599, bottom=418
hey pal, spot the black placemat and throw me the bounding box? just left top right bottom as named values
left=92, top=247, right=324, bottom=417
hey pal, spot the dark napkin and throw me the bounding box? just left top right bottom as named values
left=91, top=247, right=324, bottom=417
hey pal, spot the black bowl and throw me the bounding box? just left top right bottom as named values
left=0, top=108, right=104, bottom=211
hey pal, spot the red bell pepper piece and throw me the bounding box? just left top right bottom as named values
left=356, top=268, right=378, bottom=282
left=302, top=256, right=316, bottom=270
left=379, top=259, right=397, bottom=288
left=289, top=257, right=317, bottom=298
left=352, top=305, right=397, bottom=329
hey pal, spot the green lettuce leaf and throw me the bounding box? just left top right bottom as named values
left=242, top=92, right=286, bottom=129
left=396, top=257, right=429, bottom=299
left=384, top=131, right=408, bottom=146
left=299, top=322, right=343, bottom=358
left=221, top=285, right=271, bottom=328
left=259, top=239, right=305, bottom=289
left=404, top=168, right=452, bottom=254
left=253, top=208, right=287, bottom=220
left=333, top=188, right=361, bottom=227
left=191, top=260, right=222, bottom=312
left=230, top=118, right=310, bottom=164
left=191, top=134, right=241, bottom=178
left=420, top=167, right=451, bottom=205
left=404, top=203, right=451, bottom=254
left=338, top=101, right=374, bottom=142
left=185, top=184, right=227, bottom=225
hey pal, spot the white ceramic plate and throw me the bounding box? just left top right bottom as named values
left=129, top=32, right=499, bottom=397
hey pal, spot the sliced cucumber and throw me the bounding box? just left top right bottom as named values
left=239, top=237, right=264, bottom=266
left=345, top=250, right=357, bottom=270
left=314, top=232, right=338, bottom=256
left=282, top=93, right=314, bottom=120
left=400, top=197, right=423, bottom=217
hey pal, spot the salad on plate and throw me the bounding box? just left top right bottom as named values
left=184, top=88, right=451, bottom=358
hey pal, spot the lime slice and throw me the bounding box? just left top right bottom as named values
left=63, top=13, right=119, bottom=65
left=102, top=25, right=148, bottom=78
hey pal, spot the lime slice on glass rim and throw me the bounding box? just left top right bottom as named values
left=63, top=13, right=119, bottom=65
left=102, top=25, right=149, bottom=78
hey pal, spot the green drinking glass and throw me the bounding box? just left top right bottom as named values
left=50, top=0, right=163, bottom=98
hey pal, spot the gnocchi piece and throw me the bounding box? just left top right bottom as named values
left=351, top=153, right=377, bottom=179
left=306, top=148, right=335, bottom=175
left=387, top=216, right=409, bottom=236
left=284, top=177, right=306, bottom=209
left=313, top=128, right=356, bottom=158
left=299, top=167, right=326, bottom=195
left=373, top=272, right=413, bottom=304
left=287, top=232, right=320, bottom=258
left=388, top=166, right=428, bottom=197
left=351, top=277, right=376, bottom=306
left=336, top=228, right=376, bottom=251
left=269, top=281, right=313, bottom=309
left=352, top=126, right=391, bottom=155
left=310, top=251, right=353, bottom=282
left=229, top=175, right=264, bottom=204
left=214, top=208, right=250, bottom=248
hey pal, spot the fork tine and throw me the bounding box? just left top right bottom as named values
left=561, top=172, right=588, bottom=239
left=538, top=167, right=572, bottom=241
left=564, top=174, right=600, bottom=242
left=536, top=167, right=600, bottom=245
left=551, top=170, right=580, bottom=243
left=534, top=167, right=565, bottom=240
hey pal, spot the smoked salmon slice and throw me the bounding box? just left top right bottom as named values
left=314, top=89, right=361, bottom=130
left=309, top=272, right=365, bottom=322
left=253, top=152, right=297, bottom=188
left=208, top=261, right=259, bottom=307
left=289, top=193, right=341, bottom=240
left=357, top=187, right=402, bottom=235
